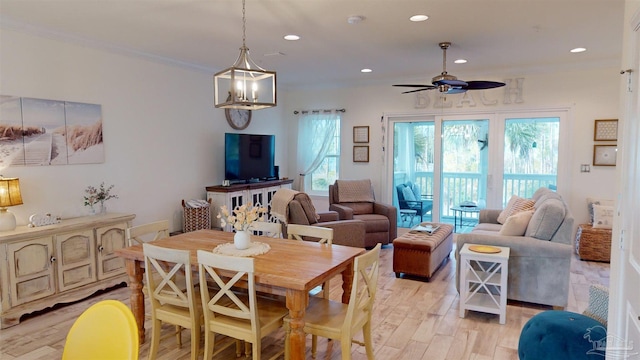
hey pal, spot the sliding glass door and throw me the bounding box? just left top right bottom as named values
left=387, top=109, right=567, bottom=230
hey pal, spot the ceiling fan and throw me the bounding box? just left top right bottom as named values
left=394, top=42, right=506, bottom=95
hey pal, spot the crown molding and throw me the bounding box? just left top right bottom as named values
left=0, top=16, right=215, bottom=74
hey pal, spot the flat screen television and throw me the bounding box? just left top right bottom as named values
left=225, top=133, right=276, bottom=182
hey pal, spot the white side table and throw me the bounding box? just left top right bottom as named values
left=459, top=243, right=510, bottom=324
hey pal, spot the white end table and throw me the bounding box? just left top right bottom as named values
left=459, top=243, right=510, bottom=324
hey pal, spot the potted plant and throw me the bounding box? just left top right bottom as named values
left=84, top=182, right=118, bottom=215
left=217, top=203, right=266, bottom=249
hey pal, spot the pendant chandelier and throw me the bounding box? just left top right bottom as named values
left=214, top=0, right=276, bottom=110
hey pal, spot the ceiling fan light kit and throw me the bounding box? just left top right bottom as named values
left=394, top=42, right=506, bottom=95
left=214, top=0, right=276, bottom=110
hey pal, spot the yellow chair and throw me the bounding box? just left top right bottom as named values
left=143, top=243, right=201, bottom=360
left=197, top=250, right=289, bottom=360
left=249, top=221, right=283, bottom=238
left=126, top=220, right=170, bottom=246
left=62, top=300, right=139, bottom=360
left=284, top=243, right=381, bottom=360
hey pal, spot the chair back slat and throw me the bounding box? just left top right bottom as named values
left=143, top=243, right=196, bottom=309
left=249, top=221, right=282, bottom=238
left=287, top=224, right=333, bottom=244
left=344, top=243, right=381, bottom=331
left=127, top=220, right=170, bottom=246
left=197, top=250, right=258, bottom=328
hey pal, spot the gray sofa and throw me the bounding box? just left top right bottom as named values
left=455, top=187, right=574, bottom=308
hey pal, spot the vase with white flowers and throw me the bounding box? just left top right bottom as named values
left=217, top=203, right=267, bottom=249
left=84, top=182, right=118, bottom=215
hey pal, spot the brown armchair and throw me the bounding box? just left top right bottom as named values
left=284, top=192, right=367, bottom=248
left=328, top=180, right=397, bottom=246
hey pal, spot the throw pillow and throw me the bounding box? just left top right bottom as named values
left=587, top=198, right=615, bottom=224
left=497, top=195, right=535, bottom=224
left=402, top=186, right=416, bottom=202
left=592, top=204, right=614, bottom=229
left=582, top=284, right=609, bottom=326
left=411, top=183, right=422, bottom=200
left=499, top=210, right=534, bottom=236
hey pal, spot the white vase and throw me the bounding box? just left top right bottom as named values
left=234, top=230, right=251, bottom=250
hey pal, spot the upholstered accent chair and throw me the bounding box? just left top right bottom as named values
left=285, top=192, right=367, bottom=248
left=396, top=182, right=433, bottom=222
left=329, top=179, right=397, bottom=247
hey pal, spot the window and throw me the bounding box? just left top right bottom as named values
left=297, top=113, right=340, bottom=194
left=309, top=120, right=340, bottom=192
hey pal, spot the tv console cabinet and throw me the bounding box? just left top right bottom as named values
left=0, top=213, right=135, bottom=328
left=206, top=179, right=293, bottom=231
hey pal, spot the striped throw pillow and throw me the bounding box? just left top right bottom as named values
left=497, top=195, right=535, bottom=224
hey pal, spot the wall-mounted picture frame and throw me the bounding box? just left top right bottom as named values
left=593, top=145, right=617, bottom=166
left=594, top=119, right=618, bottom=141
left=353, top=145, right=369, bottom=162
left=353, top=126, right=370, bottom=143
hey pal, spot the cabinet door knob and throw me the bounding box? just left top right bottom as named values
left=50, top=256, right=56, bottom=263
left=98, top=245, right=104, bottom=252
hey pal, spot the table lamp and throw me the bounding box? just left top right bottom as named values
left=0, top=177, right=23, bottom=231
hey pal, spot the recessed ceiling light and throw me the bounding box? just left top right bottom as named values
left=284, top=34, right=300, bottom=41
left=361, top=68, right=372, bottom=73
left=570, top=47, right=587, bottom=53
left=347, top=15, right=365, bottom=24
left=410, top=15, right=429, bottom=22
left=454, top=59, right=467, bottom=64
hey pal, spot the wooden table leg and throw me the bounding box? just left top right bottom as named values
left=125, top=259, right=145, bottom=344
left=341, top=261, right=355, bottom=304
left=286, top=289, right=309, bottom=360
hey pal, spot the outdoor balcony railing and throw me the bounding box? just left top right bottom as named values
left=406, top=171, right=556, bottom=220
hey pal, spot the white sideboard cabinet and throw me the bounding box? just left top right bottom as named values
left=206, top=179, right=293, bottom=231
left=0, top=212, right=135, bottom=328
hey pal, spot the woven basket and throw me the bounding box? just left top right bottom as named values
left=575, top=223, right=612, bottom=262
left=182, top=199, right=211, bottom=233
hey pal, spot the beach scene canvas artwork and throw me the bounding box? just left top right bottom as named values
left=0, top=95, right=104, bottom=167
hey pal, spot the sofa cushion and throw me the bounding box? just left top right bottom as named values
left=473, top=223, right=503, bottom=232
left=335, top=179, right=375, bottom=202
left=498, top=195, right=535, bottom=224
left=293, top=193, right=320, bottom=225
left=592, top=204, right=614, bottom=229
left=531, top=187, right=553, bottom=201
left=353, top=214, right=389, bottom=233
left=499, top=210, right=534, bottom=236
left=341, top=202, right=374, bottom=215
left=525, top=198, right=566, bottom=240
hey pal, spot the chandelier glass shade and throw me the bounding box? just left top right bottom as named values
left=214, top=0, right=276, bottom=110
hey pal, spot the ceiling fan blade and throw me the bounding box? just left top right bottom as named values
left=465, top=80, right=506, bottom=90
left=401, top=88, right=434, bottom=94
left=393, top=84, right=434, bottom=88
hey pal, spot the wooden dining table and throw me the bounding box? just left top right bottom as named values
left=114, top=229, right=365, bottom=360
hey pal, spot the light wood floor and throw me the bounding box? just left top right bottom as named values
left=1, top=236, right=609, bottom=360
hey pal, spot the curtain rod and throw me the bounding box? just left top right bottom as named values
left=293, top=108, right=346, bottom=115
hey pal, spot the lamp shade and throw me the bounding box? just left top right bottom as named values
left=0, top=178, right=23, bottom=208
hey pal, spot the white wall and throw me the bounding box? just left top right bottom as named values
left=0, top=29, right=288, bottom=231
left=282, top=67, right=620, bottom=224
left=0, top=27, right=620, bottom=229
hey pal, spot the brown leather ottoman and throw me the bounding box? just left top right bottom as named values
left=392, top=223, right=454, bottom=280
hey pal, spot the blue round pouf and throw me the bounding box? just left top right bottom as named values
left=518, top=310, right=607, bottom=360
